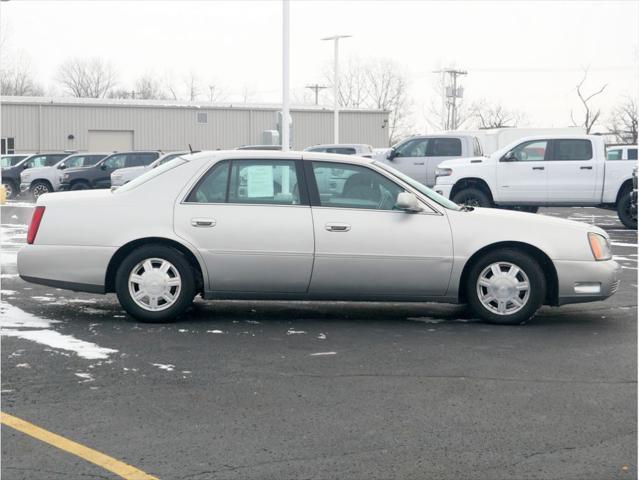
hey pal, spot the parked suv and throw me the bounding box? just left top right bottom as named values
left=607, top=145, right=638, bottom=161
left=2, top=153, right=70, bottom=199
left=111, top=151, right=189, bottom=187
left=59, top=151, right=161, bottom=190
left=304, top=144, right=374, bottom=158
left=21, top=153, right=108, bottom=199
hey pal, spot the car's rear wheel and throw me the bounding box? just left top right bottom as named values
left=617, top=190, right=637, bottom=230
left=70, top=181, right=90, bottom=190
left=2, top=180, right=16, bottom=199
left=115, top=245, right=196, bottom=322
left=466, top=249, right=546, bottom=325
left=30, top=180, right=52, bottom=200
left=452, top=188, right=492, bottom=208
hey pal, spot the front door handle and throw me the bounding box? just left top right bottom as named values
left=532, top=166, right=545, bottom=170
left=413, top=162, right=425, bottom=166
left=191, top=218, right=216, bottom=227
left=325, top=223, right=351, bottom=232
left=580, top=166, right=593, bottom=170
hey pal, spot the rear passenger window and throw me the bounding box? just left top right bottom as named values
left=186, top=161, right=229, bottom=203
left=428, top=138, right=462, bottom=157
left=552, top=139, right=593, bottom=161
left=607, top=149, right=623, bottom=160
left=628, top=148, right=638, bottom=160
left=228, top=160, right=300, bottom=205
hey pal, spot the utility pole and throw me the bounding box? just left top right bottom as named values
left=322, top=34, right=351, bottom=143
left=305, top=84, right=327, bottom=105
left=281, top=0, right=290, bottom=151
left=433, top=68, right=467, bottom=130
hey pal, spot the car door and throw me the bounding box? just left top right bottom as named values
left=495, top=139, right=549, bottom=203
left=545, top=139, right=598, bottom=203
left=424, top=137, right=463, bottom=187
left=306, top=160, right=454, bottom=297
left=387, top=138, right=429, bottom=185
left=174, top=156, right=315, bottom=293
left=94, top=154, right=127, bottom=188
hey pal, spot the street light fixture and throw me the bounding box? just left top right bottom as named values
left=322, top=34, right=351, bottom=144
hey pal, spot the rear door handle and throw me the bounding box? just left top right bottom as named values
left=325, top=223, right=351, bottom=232
left=580, top=166, right=593, bottom=170
left=191, top=218, right=216, bottom=227
left=532, top=166, right=544, bottom=170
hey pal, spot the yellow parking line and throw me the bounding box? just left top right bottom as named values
left=1, top=412, right=159, bottom=480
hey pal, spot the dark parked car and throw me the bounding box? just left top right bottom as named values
left=2, top=153, right=70, bottom=199
left=58, top=151, right=161, bottom=190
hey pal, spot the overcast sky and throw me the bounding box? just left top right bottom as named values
left=2, top=0, right=638, bottom=133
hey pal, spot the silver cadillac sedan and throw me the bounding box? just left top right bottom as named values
left=18, top=151, right=620, bottom=324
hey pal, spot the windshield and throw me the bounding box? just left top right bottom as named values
left=1, top=155, right=27, bottom=168
left=374, top=160, right=462, bottom=211
left=115, top=157, right=187, bottom=193
left=61, top=155, right=105, bottom=169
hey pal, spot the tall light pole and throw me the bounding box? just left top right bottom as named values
left=281, top=0, right=290, bottom=151
left=322, top=34, right=351, bottom=144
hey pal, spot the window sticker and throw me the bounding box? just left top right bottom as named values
left=247, top=165, right=274, bottom=197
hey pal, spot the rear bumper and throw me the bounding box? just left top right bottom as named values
left=18, top=244, right=116, bottom=294
left=555, top=259, right=621, bottom=305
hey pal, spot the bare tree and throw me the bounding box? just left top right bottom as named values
left=607, top=96, right=638, bottom=144
left=570, top=69, right=607, bottom=133
left=325, top=57, right=411, bottom=145
left=470, top=99, right=525, bottom=129
left=135, top=74, right=166, bottom=99
left=56, top=57, right=118, bottom=98
left=184, top=72, right=200, bottom=101
left=1, top=55, right=44, bottom=96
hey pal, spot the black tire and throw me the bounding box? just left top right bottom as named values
left=452, top=188, right=492, bottom=208
left=30, top=180, right=52, bottom=200
left=70, top=181, right=90, bottom=191
left=2, top=180, right=17, bottom=199
left=617, top=190, right=637, bottom=230
left=115, top=245, right=196, bottom=323
left=466, top=248, right=546, bottom=325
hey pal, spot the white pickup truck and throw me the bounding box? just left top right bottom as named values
left=434, top=135, right=637, bottom=228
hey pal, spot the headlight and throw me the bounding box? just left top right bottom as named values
left=22, top=172, right=30, bottom=180
left=112, top=174, right=121, bottom=180
left=588, top=232, right=612, bottom=261
left=435, top=167, right=452, bottom=177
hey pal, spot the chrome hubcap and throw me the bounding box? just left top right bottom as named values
left=477, top=262, right=530, bottom=315
left=128, top=258, right=181, bottom=312
left=32, top=184, right=49, bottom=198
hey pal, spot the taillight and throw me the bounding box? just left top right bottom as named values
left=27, top=206, right=45, bottom=244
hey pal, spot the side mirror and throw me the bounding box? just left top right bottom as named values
left=58, top=163, right=66, bottom=170
left=501, top=151, right=516, bottom=162
left=395, top=192, right=422, bottom=213
left=22, top=163, right=29, bottom=169
left=387, top=148, right=397, bottom=161
left=100, top=163, right=108, bottom=170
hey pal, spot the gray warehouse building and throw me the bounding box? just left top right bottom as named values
left=0, top=96, right=390, bottom=154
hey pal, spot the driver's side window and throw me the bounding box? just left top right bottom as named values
left=103, top=155, right=126, bottom=169
left=312, top=162, right=403, bottom=211
left=510, top=140, right=548, bottom=162
left=395, top=139, right=428, bottom=158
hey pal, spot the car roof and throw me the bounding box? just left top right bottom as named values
left=188, top=149, right=375, bottom=165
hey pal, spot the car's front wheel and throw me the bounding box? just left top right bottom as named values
left=30, top=180, right=52, bottom=200
left=452, top=188, right=492, bottom=208
left=115, top=245, right=196, bottom=322
left=466, top=249, right=546, bottom=325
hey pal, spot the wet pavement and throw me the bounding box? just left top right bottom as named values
left=1, top=202, right=637, bottom=479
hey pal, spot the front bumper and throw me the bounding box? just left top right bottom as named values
left=555, top=259, right=621, bottom=305
left=20, top=182, right=30, bottom=194
left=434, top=183, right=453, bottom=199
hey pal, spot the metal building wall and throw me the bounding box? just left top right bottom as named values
left=0, top=98, right=390, bottom=152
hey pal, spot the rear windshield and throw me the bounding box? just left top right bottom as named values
left=114, top=157, right=187, bottom=193
left=310, top=147, right=357, bottom=155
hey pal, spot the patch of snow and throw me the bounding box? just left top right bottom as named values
left=317, top=333, right=326, bottom=340
left=178, top=329, right=188, bottom=333
left=74, top=372, right=94, bottom=382
left=152, top=363, right=175, bottom=372
left=2, top=290, right=16, bottom=296
left=1, top=303, right=57, bottom=328
left=206, top=329, right=224, bottom=334
left=287, top=329, right=306, bottom=335
left=15, top=363, right=30, bottom=368
left=0, top=274, right=19, bottom=279
left=245, top=320, right=260, bottom=324
left=68, top=299, right=97, bottom=304
left=310, top=351, right=336, bottom=356
left=31, top=296, right=56, bottom=302
left=407, top=317, right=444, bottom=324
left=613, top=256, right=637, bottom=262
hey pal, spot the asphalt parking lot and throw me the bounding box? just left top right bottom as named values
left=1, top=202, right=637, bottom=480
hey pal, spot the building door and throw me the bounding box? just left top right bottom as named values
left=88, top=130, right=134, bottom=152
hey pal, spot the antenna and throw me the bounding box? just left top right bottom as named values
left=188, top=144, right=193, bottom=154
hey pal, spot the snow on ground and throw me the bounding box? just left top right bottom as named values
left=0, top=302, right=118, bottom=360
